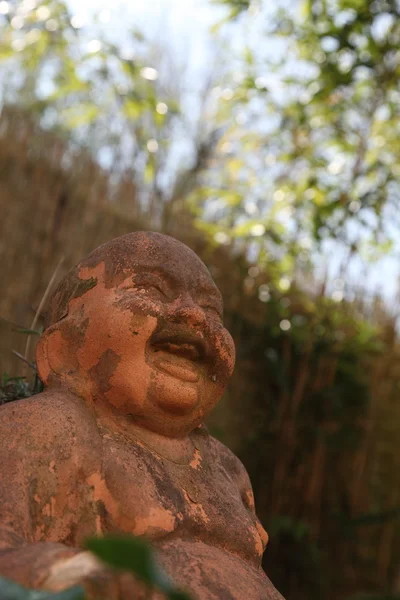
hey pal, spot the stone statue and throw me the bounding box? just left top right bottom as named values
left=0, top=232, right=284, bottom=599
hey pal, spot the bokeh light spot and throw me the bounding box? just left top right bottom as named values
left=140, top=67, right=158, bottom=81
left=278, top=277, right=291, bottom=292
left=0, top=1, right=10, bottom=15
left=214, top=232, right=230, bottom=245
left=36, top=5, right=50, bottom=20
left=70, top=14, right=84, bottom=28
left=45, top=19, right=58, bottom=31
left=87, top=39, right=102, bottom=53
left=11, top=16, right=24, bottom=29
left=250, top=224, right=265, bottom=237
left=156, top=102, right=168, bottom=115
left=280, top=319, right=291, bottom=331
left=147, top=139, right=158, bottom=153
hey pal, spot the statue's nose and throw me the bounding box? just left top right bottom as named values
left=169, top=294, right=206, bottom=328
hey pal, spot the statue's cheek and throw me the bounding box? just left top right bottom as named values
left=214, top=328, right=236, bottom=377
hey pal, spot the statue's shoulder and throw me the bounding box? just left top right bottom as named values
left=0, top=389, right=100, bottom=461
left=1, top=388, right=89, bottom=423
left=196, top=426, right=250, bottom=481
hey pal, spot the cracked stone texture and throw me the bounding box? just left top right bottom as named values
left=0, top=232, right=285, bottom=599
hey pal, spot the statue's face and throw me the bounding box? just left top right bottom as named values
left=43, top=234, right=235, bottom=437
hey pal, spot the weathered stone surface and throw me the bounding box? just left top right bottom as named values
left=0, top=232, right=284, bottom=599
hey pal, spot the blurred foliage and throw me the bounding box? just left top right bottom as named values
left=207, top=0, right=400, bottom=273
left=2, top=0, right=400, bottom=272
left=215, top=260, right=400, bottom=600
left=0, top=0, right=195, bottom=224
left=202, top=6, right=400, bottom=593
left=211, top=0, right=252, bottom=21
left=346, top=595, right=400, bottom=600
left=0, top=374, right=35, bottom=404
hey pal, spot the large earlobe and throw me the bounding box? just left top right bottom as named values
left=36, top=323, right=73, bottom=385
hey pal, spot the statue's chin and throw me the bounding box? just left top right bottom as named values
left=152, top=373, right=200, bottom=416
left=156, top=394, right=198, bottom=415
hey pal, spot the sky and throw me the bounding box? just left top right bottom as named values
left=65, top=0, right=224, bottom=69
left=65, top=0, right=228, bottom=123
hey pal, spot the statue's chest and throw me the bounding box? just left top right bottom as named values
left=91, top=437, right=264, bottom=565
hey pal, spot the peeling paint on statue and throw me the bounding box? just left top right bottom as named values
left=0, top=232, right=285, bottom=599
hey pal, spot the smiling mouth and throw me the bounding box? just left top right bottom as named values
left=149, top=331, right=208, bottom=382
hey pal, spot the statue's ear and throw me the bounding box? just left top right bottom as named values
left=36, top=322, right=70, bottom=385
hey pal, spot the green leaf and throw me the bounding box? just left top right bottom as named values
left=0, top=577, right=84, bottom=600
left=14, top=328, right=42, bottom=336
left=167, top=592, right=192, bottom=600
left=0, top=577, right=29, bottom=600
left=85, top=535, right=166, bottom=588
left=86, top=536, right=191, bottom=599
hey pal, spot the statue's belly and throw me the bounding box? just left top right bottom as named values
left=155, top=539, right=284, bottom=600
left=96, top=439, right=266, bottom=565
left=85, top=436, right=276, bottom=597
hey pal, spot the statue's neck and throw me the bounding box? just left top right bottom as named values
left=92, top=405, right=198, bottom=465
left=124, top=422, right=198, bottom=464
left=48, top=383, right=200, bottom=464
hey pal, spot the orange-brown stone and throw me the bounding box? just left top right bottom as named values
left=0, top=232, right=284, bottom=599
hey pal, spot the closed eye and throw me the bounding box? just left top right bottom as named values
left=133, top=279, right=171, bottom=301
left=201, top=305, right=223, bottom=319
left=146, top=283, right=168, bottom=297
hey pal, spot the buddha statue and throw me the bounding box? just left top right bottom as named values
left=0, top=232, right=284, bottom=599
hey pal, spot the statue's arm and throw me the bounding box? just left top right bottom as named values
left=235, top=460, right=258, bottom=513
left=0, top=540, right=81, bottom=589
left=0, top=396, right=146, bottom=599
left=0, top=397, right=84, bottom=588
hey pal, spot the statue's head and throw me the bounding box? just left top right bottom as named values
left=37, top=232, right=235, bottom=437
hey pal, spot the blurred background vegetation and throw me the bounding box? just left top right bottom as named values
left=1, top=0, right=400, bottom=598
